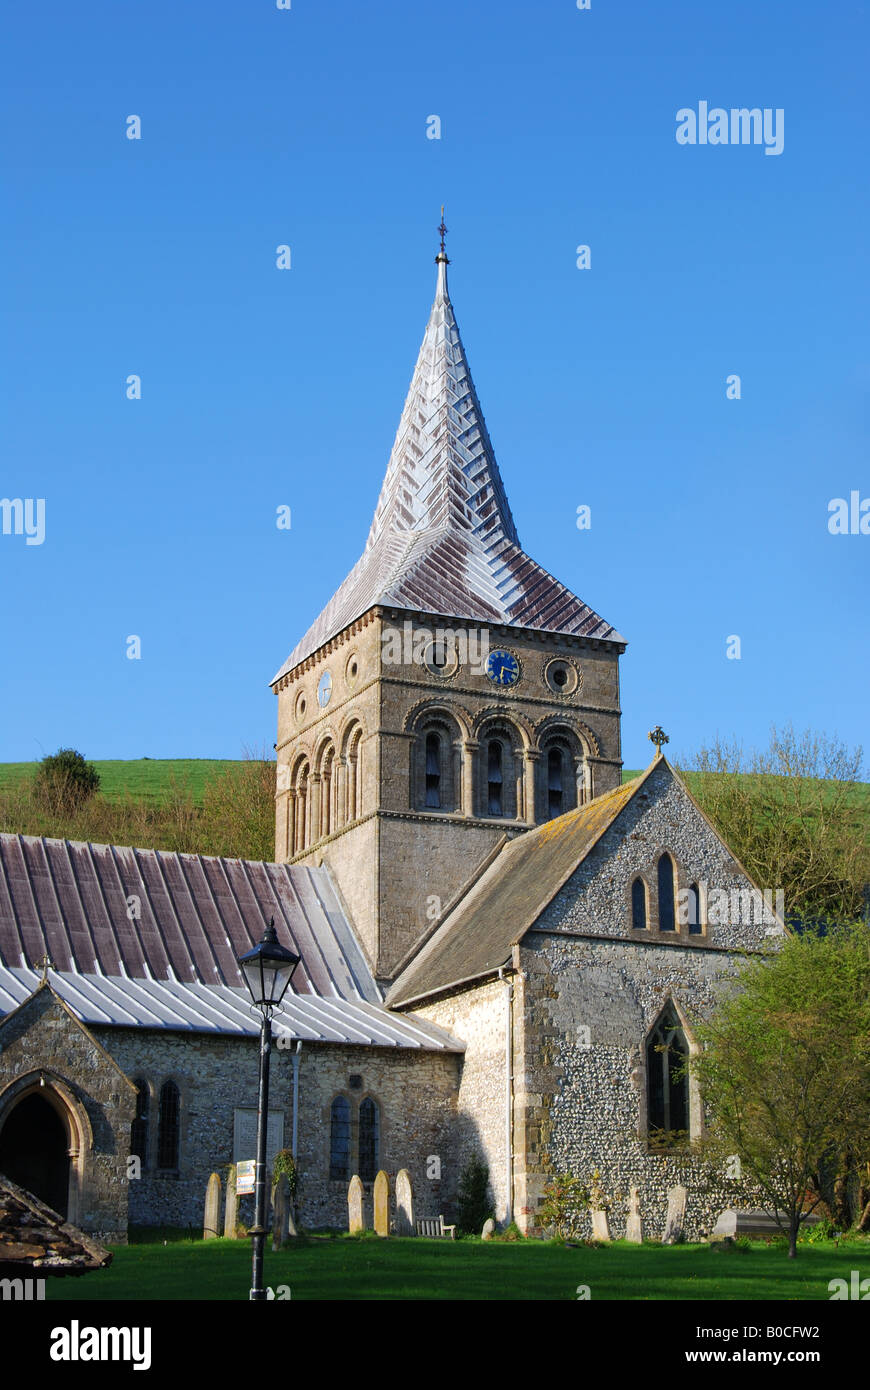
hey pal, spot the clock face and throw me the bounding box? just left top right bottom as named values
left=485, top=649, right=520, bottom=687
left=317, top=671, right=333, bottom=707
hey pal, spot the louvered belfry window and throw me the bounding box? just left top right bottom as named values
left=547, top=747, right=563, bottom=819
left=425, top=733, right=441, bottom=808
left=487, top=740, right=504, bottom=816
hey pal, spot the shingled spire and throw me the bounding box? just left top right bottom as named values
left=272, top=230, right=623, bottom=684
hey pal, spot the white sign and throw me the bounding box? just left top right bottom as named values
left=236, top=1159, right=256, bottom=1196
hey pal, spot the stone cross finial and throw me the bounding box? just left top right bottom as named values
left=648, top=725, right=669, bottom=755
left=35, top=953, right=54, bottom=982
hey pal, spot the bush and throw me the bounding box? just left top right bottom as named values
left=33, top=748, right=100, bottom=813
left=457, top=1154, right=493, bottom=1234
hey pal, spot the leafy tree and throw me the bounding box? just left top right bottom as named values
left=456, top=1153, right=493, bottom=1234
left=679, top=723, right=867, bottom=925
left=690, top=919, right=870, bottom=1257
left=539, top=1172, right=591, bottom=1241
left=33, top=748, right=100, bottom=813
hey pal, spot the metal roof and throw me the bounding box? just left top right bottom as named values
left=0, top=833, right=378, bottom=1002
left=0, top=968, right=464, bottom=1050
left=272, top=256, right=624, bottom=682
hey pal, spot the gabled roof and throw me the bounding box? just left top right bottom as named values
left=272, top=253, right=623, bottom=683
left=387, top=770, right=649, bottom=1007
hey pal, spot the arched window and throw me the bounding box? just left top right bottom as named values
left=687, top=882, right=702, bottom=935
left=329, top=1096, right=351, bottom=1182
left=320, top=745, right=335, bottom=838
left=487, top=740, right=504, bottom=816
left=647, top=1009, right=689, bottom=1143
left=157, top=1080, right=180, bottom=1170
left=358, top=1097, right=379, bottom=1183
left=130, top=1079, right=149, bottom=1164
left=425, top=733, right=441, bottom=808
left=547, top=747, right=564, bottom=820
left=657, top=853, right=676, bottom=931
left=631, top=877, right=647, bottom=930
left=346, top=727, right=362, bottom=822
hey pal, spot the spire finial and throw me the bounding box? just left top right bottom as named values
left=436, top=205, right=449, bottom=264
left=648, top=725, right=669, bottom=757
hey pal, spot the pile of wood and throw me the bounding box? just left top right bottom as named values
left=0, top=1174, right=111, bottom=1275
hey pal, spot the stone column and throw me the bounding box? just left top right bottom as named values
left=335, top=757, right=347, bottom=829
left=461, top=740, right=478, bottom=817
left=513, top=747, right=524, bottom=821
left=573, top=756, right=586, bottom=807
left=310, top=774, right=322, bottom=844
left=286, top=790, right=297, bottom=858
left=523, top=750, right=539, bottom=825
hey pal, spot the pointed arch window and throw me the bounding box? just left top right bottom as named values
left=647, top=1009, right=689, bottom=1144
left=157, top=1080, right=180, bottom=1170
left=487, top=740, right=504, bottom=816
left=657, top=853, right=676, bottom=931
left=631, top=877, right=647, bottom=931
left=687, top=882, right=702, bottom=935
left=329, top=1096, right=351, bottom=1182
left=358, top=1097, right=379, bottom=1183
left=130, top=1080, right=149, bottom=1164
left=425, top=733, right=442, bottom=808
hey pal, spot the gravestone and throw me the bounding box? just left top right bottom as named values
left=373, top=1170, right=390, bottom=1237
left=395, top=1169, right=414, bottom=1236
left=481, top=1218, right=495, bottom=1240
left=625, top=1185, right=643, bottom=1243
left=662, top=1184, right=688, bottom=1244
left=590, top=1208, right=611, bottom=1242
left=203, top=1173, right=221, bottom=1240
left=272, top=1174, right=289, bottom=1251
left=223, top=1165, right=239, bottom=1239
left=347, top=1175, right=365, bottom=1234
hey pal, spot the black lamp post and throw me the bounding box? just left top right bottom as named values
left=237, top=918, right=300, bottom=1301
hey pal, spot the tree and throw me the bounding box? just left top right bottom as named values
left=539, top=1172, right=592, bottom=1241
left=33, top=748, right=100, bottom=814
left=456, top=1153, right=493, bottom=1234
left=690, top=919, right=870, bottom=1256
left=679, top=723, right=867, bottom=925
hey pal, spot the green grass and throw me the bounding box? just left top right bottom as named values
left=43, top=1233, right=870, bottom=1302
left=0, top=759, right=243, bottom=807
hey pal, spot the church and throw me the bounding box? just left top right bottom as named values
left=0, top=232, right=778, bottom=1244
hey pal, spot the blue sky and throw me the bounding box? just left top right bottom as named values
left=1, top=0, right=867, bottom=772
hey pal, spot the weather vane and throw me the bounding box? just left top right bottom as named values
left=648, top=725, right=669, bottom=755
left=437, top=205, right=449, bottom=261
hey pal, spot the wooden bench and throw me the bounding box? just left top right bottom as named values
left=416, top=1215, right=456, bottom=1239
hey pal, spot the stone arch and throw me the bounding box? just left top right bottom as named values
left=402, top=697, right=473, bottom=740
left=406, top=704, right=469, bottom=814
left=638, top=997, right=702, bottom=1148
left=339, top=718, right=366, bottom=825
left=313, top=734, right=339, bottom=840
left=287, top=751, right=312, bottom=856
left=0, top=1071, right=94, bottom=1227
left=534, top=720, right=591, bottom=821
left=474, top=713, right=527, bottom=820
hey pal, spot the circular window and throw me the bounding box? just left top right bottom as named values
left=295, top=691, right=308, bottom=723
left=544, top=658, right=580, bottom=696
left=423, top=638, right=459, bottom=678
left=345, top=653, right=360, bottom=687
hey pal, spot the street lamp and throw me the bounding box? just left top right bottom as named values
left=237, top=918, right=300, bottom=1301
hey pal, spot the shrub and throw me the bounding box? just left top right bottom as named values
left=457, top=1154, right=493, bottom=1234
left=33, top=748, right=100, bottom=813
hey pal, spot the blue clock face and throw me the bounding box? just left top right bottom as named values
left=485, top=649, right=520, bottom=687
left=317, top=671, right=333, bottom=707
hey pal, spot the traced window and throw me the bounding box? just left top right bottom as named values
left=657, top=853, right=676, bottom=931
left=358, top=1097, right=379, bottom=1183
left=631, top=877, right=647, bottom=930
left=425, top=733, right=441, bottom=808
left=329, top=1096, right=351, bottom=1182
left=487, top=739, right=504, bottom=816
left=157, top=1080, right=180, bottom=1169
left=687, top=882, right=702, bottom=935
left=130, top=1080, right=149, bottom=1163
left=647, top=1009, right=689, bottom=1145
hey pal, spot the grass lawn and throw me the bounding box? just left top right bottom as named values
left=0, top=759, right=242, bottom=806
left=44, top=1234, right=870, bottom=1302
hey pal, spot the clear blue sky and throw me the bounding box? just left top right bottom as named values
left=1, top=0, right=867, bottom=772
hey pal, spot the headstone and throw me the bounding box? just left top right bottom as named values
left=710, top=1208, right=821, bottom=1241
left=625, top=1185, right=643, bottom=1243
left=662, top=1184, right=688, bottom=1244
left=481, top=1217, right=495, bottom=1240
left=590, top=1207, right=611, bottom=1241
left=203, top=1172, right=221, bottom=1240
left=223, top=1165, right=239, bottom=1239
left=395, top=1168, right=414, bottom=1236
left=348, top=1175, right=365, bottom=1234
left=373, top=1170, right=390, bottom=1237
left=272, top=1174, right=288, bottom=1251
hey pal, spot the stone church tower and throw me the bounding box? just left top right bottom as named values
left=271, top=236, right=626, bottom=981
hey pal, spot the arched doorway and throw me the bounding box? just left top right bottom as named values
left=0, top=1092, right=71, bottom=1217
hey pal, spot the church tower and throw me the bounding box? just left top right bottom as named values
left=271, top=227, right=626, bottom=981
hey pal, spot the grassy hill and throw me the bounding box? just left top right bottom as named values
left=0, top=758, right=242, bottom=806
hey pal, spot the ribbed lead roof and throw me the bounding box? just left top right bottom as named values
left=272, top=256, right=623, bottom=682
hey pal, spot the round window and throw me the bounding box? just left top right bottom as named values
left=544, top=659, right=579, bottom=695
